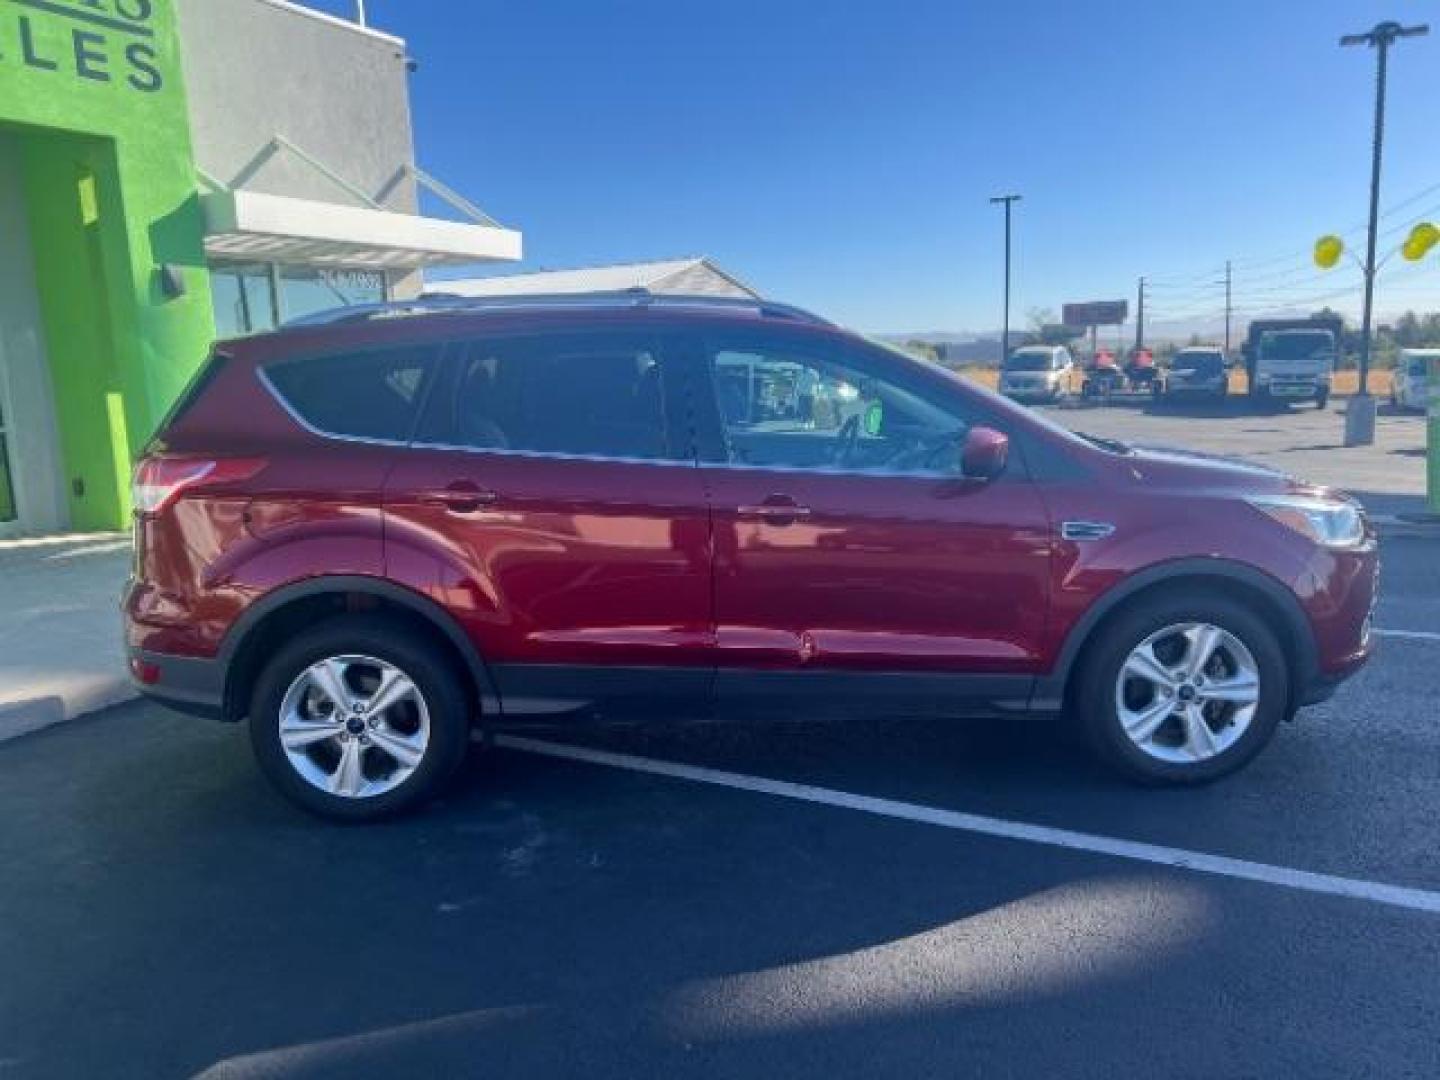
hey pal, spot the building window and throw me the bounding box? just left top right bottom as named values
left=209, top=262, right=389, bottom=337
left=279, top=267, right=386, bottom=325
left=211, top=263, right=276, bottom=338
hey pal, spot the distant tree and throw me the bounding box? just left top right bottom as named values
left=1026, top=307, right=1056, bottom=332
left=901, top=339, right=939, bottom=363
left=1423, top=312, right=1440, bottom=345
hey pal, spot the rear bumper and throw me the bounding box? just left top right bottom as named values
left=127, top=648, right=226, bottom=720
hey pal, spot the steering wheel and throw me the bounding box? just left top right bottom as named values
left=881, top=427, right=967, bottom=473
left=832, top=414, right=861, bottom=466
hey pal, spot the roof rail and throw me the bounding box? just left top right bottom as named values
left=281, top=289, right=832, bottom=329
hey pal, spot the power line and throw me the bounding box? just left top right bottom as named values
left=1146, top=176, right=1440, bottom=283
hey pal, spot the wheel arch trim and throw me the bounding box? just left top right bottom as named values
left=219, top=575, right=501, bottom=721
left=1033, top=557, right=1318, bottom=710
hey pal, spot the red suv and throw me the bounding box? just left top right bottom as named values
left=124, top=294, right=1378, bottom=819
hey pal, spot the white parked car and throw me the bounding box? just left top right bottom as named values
left=1391, top=349, right=1437, bottom=412
left=999, top=345, right=1075, bottom=402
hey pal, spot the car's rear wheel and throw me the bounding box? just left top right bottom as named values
left=1076, top=593, right=1289, bottom=784
left=248, top=617, right=470, bottom=820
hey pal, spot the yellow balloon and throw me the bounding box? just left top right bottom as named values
left=1402, top=221, right=1439, bottom=261
left=1314, top=234, right=1344, bottom=269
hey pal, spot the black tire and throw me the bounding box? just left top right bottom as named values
left=248, top=616, right=471, bottom=821
left=1075, top=591, right=1289, bottom=785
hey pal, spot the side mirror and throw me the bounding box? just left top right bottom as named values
left=961, top=426, right=1009, bottom=481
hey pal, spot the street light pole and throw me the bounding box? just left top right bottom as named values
left=1135, top=277, right=1146, bottom=352
left=990, top=194, right=1021, bottom=365
left=1340, top=20, right=1428, bottom=445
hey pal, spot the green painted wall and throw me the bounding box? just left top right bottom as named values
left=0, top=0, right=214, bottom=530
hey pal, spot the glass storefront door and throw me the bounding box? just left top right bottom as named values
left=0, top=392, right=16, bottom=532
left=0, top=132, right=67, bottom=538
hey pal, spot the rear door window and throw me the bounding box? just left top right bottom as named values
left=264, top=345, right=438, bottom=441
left=419, top=332, right=684, bottom=461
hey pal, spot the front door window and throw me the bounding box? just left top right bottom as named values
left=710, top=345, right=976, bottom=477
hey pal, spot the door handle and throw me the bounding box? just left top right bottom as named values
left=419, top=481, right=498, bottom=513
left=736, top=495, right=812, bottom=524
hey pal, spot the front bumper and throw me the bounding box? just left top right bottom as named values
left=1258, top=379, right=1327, bottom=398
left=1295, top=540, right=1379, bottom=706
left=1001, top=384, right=1060, bottom=400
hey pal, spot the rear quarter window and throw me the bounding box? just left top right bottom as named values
left=263, top=345, right=437, bottom=441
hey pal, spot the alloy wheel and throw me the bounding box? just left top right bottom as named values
left=277, top=654, right=431, bottom=799
left=1113, top=622, right=1261, bottom=764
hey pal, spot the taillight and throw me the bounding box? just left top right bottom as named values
left=131, top=456, right=265, bottom=516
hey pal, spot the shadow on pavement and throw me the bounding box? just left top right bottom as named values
left=3, top=701, right=1438, bottom=1078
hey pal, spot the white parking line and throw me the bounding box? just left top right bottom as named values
left=497, top=734, right=1440, bottom=916
left=1374, top=628, right=1440, bottom=643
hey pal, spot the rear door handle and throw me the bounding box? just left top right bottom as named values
left=419, top=481, right=498, bottom=514
left=736, top=495, right=812, bottom=525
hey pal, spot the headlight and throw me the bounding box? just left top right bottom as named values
left=1249, top=496, right=1366, bottom=548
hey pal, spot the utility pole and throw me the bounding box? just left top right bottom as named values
left=1223, top=260, right=1233, bottom=354
left=1340, top=20, right=1429, bottom=445
left=355, top=0, right=368, bottom=25
left=1135, top=277, right=1146, bottom=352
left=990, top=194, right=1021, bottom=365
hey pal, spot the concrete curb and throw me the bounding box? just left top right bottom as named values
left=0, top=677, right=136, bottom=745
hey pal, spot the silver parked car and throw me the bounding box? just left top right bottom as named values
left=999, top=345, right=1075, bottom=402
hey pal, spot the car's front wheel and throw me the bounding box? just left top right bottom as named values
left=248, top=617, right=471, bottom=820
left=1076, top=593, right=1289, bottom=784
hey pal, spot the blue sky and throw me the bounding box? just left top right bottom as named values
left=309, top=0, right=1439, bottom=334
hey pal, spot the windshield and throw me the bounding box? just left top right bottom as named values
left=1406, top=357, right=1431, bottom=376
left=1174, top=351, right=1223, bottom=375
left=1261, top=331, right=1334, bottom=362
left=1005, top=352, right=1052, bottom=372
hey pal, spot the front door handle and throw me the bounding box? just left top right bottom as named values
left=419, top=481, right=498, bottom=514
left=736, top=495, right=812, bottom=525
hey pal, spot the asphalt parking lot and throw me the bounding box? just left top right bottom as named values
left=1037, top=394, right=1430, bottom=517
left=2, top=530, right=1437, bottom=1079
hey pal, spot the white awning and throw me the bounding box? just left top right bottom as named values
left=201, top=188, right=523, bottom=270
